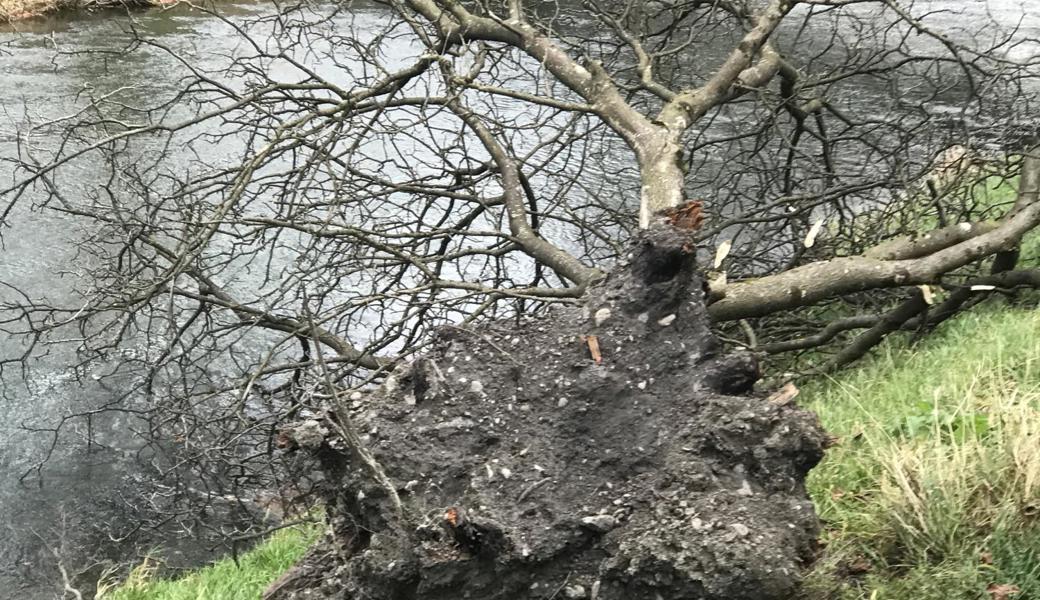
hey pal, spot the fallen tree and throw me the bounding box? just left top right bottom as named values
left=266, top=223, right=826, bottom=600
left=3, top=0, right=1040, bottom=583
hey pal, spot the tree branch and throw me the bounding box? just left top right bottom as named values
left=710, top=151, right=1040, bottom=321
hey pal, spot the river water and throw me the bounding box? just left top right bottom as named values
left=0, top=5, right=307, bottom=596
left=0, top=1, right=1038, bottom=597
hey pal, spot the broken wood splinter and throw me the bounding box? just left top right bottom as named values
left=585, top=335, right=603, bottom=364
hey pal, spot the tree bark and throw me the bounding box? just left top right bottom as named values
left=709, top=150, right=1040, bottom=321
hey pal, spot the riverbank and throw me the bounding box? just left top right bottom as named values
left=804, top=301, right=1040, bottom=599
left=97, top=296, right=1040, bottom=599
left=0, top=0, right=164, bottom=23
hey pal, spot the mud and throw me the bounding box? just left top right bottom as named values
left=269, top=225, right=826, bottom=600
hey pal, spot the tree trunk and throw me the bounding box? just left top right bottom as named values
left=637, top=131, right=686, bottom=228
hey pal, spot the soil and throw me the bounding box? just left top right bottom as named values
left=269, top=224, right=827, bottom=600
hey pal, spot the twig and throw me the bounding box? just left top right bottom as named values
left=51, top=547, right=83, bottom=600
left=302, top=294, right=404, bottom=521
left=585, top=335, right=603, bottom=364
left=517, top=477, right=550, bottom=503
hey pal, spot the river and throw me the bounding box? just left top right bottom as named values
left=0, top=4, right=312, bottom=596
left=1, top=1, right=1038, bottom=597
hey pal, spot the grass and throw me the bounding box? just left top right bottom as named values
left=99, top=522, right=319, bottom=600
left=803, top=302, right=1040, bottom=599
left=798, top=157, right=1040, bottom=599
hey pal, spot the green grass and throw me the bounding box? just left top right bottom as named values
left=99, top=523, right=320, bottom=600
left=803, top=303, right=1040, bottom=599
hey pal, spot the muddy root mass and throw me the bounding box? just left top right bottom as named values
left=269, top=226, right=826, bottom=600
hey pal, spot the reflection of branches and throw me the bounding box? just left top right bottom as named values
left=34, top=511, right=86, bottom=600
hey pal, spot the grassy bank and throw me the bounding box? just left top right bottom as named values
left=99, top=523, right=318, bottom=600
left=804, top=303, right=1040, bottom=599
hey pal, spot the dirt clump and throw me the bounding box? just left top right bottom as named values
left=268, top=225, right=826, bottom=600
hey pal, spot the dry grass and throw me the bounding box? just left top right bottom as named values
left=0, top=0, right=62, bottom=21
left=0, top=0, right=159, bottom=23
left=878, top=386, right=1040, bottom=561
left=804, top=304, right=1040, bottom=599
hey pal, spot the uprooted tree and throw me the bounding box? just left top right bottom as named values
left=2, top=0, right=1040, bottom=589
left=265, top=224, right=829, bottom=599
